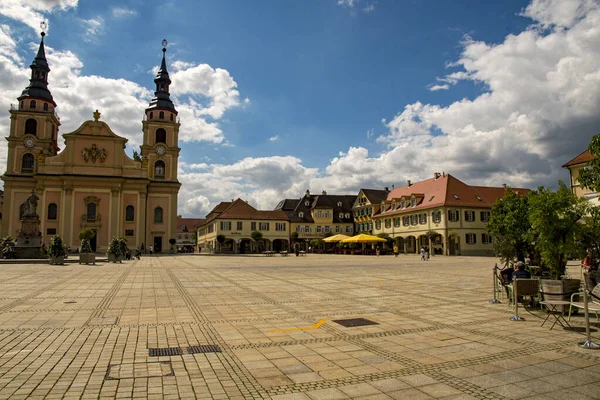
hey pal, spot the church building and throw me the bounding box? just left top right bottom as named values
left=1, top=30, right=181, bottom=253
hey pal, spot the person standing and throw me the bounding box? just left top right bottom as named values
left=376, top=246, right=380, bottom=257
left=393, top=244, right=399, bottom=257
left=149, top=245, right=153, bottom=256
left=420, top=247, right=425, bottom=261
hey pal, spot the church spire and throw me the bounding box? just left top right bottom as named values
left=146, top=39, right=177, bottom=114
left=19, top=22, right=55, bottom=106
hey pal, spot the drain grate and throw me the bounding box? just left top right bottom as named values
left=187, top=345, right=221, bottom=354
left=148, top=347, right=183, bottom=357
left=333, top=318, right=379, bottom=327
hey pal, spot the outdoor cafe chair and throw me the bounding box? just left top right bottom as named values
left=568, top=281, right=600, bottom=322
left=540, top=280, right=579, bottom=330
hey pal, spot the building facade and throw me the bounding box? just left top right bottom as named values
left=176, top=217, right=205, bottom=252
left=562, top=149, right=598, bottom=204
left=353, top=188, right=388, bottom=234
left=1, top=32, right=181, bottom=253
left=275, top=190, right=355, bottom=249
left=197, top=199, right=289, bottom=253
left=373, top=173, right=527, bottom=256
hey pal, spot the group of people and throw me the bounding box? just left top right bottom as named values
left=419, top=247, right=430, bottom=261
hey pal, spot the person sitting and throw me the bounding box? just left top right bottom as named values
left=512, top=261, right=531, bottom=280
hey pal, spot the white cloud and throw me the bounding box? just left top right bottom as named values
left=428, top=84, right=450, bottom=91
left=112, top=7, right=137, bottom=18
left=81, top=17, right=104, bottom=43
left=0, top=0, right=78, bottom=32
left=366, top=128, right=375, bottom=139
left=363, top=4, right=375, bottom=13
left=269, top=135, right=279, bottom=142
left=337, top=0, right=358, bottom=7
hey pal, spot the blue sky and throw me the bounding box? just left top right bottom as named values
left=0, top=0, right=599, bottom=216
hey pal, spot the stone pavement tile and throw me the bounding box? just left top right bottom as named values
left=270, top=393, right=312, bottom=400
left=544, top=390, right=599, bottom=400
left=338, top=382, right=382, bottom=397
left=387, top=388, right=435, bottom=399
left=539, top=370, right=600, bottom=388
left=514, top=378, right=563, bottom=394
left=536, top=361, right=577, bottom=373
left=398, top=374, right=440, bottom=387
left=443, top=367, right=482, bottom=379
left=288, top=372, right=324, bottom=384
left=487, top=383, right=536, bottom=399
left=512, top=365, right=554, bottom=378
left=571, top=382, right=600, bottom=397
left=418, top=383, right=462, bottom=398
left=256, top=375, right=294, bottom=387
left=438, top=395, right=478, bottom=400
left=280, top=364, right=313, bottom=375
left=344, top=365, right=379, bottom=376
left=557, top=356, right=599, bottom=369
left=486, top=370, right=532, bottom=384
left=306, top=387, right=349, bottom=400
left=370, top=378, right=410, bottom=392
left=317, top=368, right=353, bottom=380
left=463, top=374, right=506, bottom=389
left=354, top=394, right=393, bottom=400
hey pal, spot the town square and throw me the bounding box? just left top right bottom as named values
left=0, top=255, right=599, bottom=399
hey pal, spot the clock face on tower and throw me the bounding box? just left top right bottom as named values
left=24, top=137, right=36, bottom=148
left=155, top=145, right=166, bottom=156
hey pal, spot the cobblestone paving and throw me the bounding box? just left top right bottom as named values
left=0, top=255, right=599, bottom=399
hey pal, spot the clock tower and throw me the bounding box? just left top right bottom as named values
left=140, top=39, right=181, bottom=252
left=1, top=23, right=60, bottom=237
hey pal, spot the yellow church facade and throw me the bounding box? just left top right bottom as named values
left=1, top=31, right=181, bottom=253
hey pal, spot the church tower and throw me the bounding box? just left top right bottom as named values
left=1, top=23, right=60, bottom=237
left=141, top=39, right=181, bottom=253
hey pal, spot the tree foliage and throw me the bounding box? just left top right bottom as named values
left=574, top=205, right=600, bottom=261
left=485, top=189, right=531, bottom=265
left=577, top=134, right=600, bottom=192
left=528, top=182, right=587, bottom=279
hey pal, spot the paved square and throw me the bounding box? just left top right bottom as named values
left=0, top=255, right=599, bottom=399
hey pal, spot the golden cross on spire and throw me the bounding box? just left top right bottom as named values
left=93, top=109, right=101, bottom=121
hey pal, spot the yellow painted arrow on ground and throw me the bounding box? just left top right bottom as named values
left=267, top=318, right=327, bottom=333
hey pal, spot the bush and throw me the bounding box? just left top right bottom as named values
left=79, top=228, right=95, bottom=253
left=48, top=235, right=66, bottom=257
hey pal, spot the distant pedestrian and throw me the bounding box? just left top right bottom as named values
left=376, top=246, right=380, bottom=257
left=149, top=245, right=153, bottom=256
left=294, top=242, right=300, bottom=257
left=425, top=249, right=429, bottom=261
left=393, top=244, right=399, bottom=257
left=420, top=247, right=425, bottom=261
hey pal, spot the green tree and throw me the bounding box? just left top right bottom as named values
left=216, top=234, right=226, bottom=253
left=576, top=134, right=600, bottom=192
left=251, top=231, right=263, bottom=252
left=528, top=182, right=587, bottom=279
left=485, top=189, right=532, bottom=265
left=424, top=230, right=440, bottom=256
left=574, top=204, right=600, bottom=260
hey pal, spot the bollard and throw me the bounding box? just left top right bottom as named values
left=578, top=288, right=600, bottom=349
left=510, top=279, right=521, bottom=321
left=490, top=263, right=501, bottom=304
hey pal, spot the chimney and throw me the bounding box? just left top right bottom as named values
left=322, top=190, right=327, bottom=195
left=434, top=172, right=441, bottom=180
left=305, top=189, right=310, bottom=197
left=502, top=183, right=507, bottom=190
left=407, top=180, right=412, bottom=187
left=384, top=186, right=389, bottom=194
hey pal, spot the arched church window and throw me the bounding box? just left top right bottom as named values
left=21, top=153, right=34, bottom=173
left=154, top=160, right=165, bottom=178
left=30, top=100, right=36, bottom=109
left=154, top=207, right=163, bottom=223
left=87, top=203, right=96, bottom=221
left=170, top=114, right=173, bottom=121
left=43, top=103, right=48, bottom=111
left=48, top=203, right=57, bottom=220
left=20, top=101, right=23, bottom=109
left=125, top=205, right=135, bottom=221
left=149, top=112, right=153, bottom=120
left=159, top=111, right=164, bottom=120
left=25, top=119, right=37, bottom=136
left=155, top=128, right=166, bottom=144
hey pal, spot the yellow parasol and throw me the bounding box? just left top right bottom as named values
left=323, top=234, right=350, bottom=243
left=340, top=233, right=387, bottom=243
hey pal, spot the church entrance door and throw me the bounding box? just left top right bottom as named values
left=154, top=236, right=162, bottom=253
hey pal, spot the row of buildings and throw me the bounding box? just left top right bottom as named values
left=0, top=30, right=595, bottom=256
left=195, top=174, right=528, bottom=256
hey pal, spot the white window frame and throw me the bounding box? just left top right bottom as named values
left=466, top=233, right=476, bottom=244
left=465, top=210, right=475, bottom=222
left=448, top=209, right=459, bottom=222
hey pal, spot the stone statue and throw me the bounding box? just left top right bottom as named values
left=133, top=150, right=142, bottom=162
left=21, top=190, right=39, bottom=218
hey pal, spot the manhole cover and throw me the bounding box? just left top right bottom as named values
left=187, top=345, right=221, bottom=354
left=149, top=347, right=183, bottom=357
left=333, top=318, right=379, bottom=327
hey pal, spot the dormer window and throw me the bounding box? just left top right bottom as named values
left=453, top=194, right=459, bottom=199
left=391, top=201, right=396, bottom=210
left=429, top=196, right=435, bottom=202
left=345, top=213, right=350, bottom=218
left=410, top=197, right=416, bottom=207
left=401, top=200, right=406, bottom=209
left=305, top=201, right=310, bottom=206
left=476, top=196, right=482, bottom=201
left=299, top=211, right=304, bottom=218
left=337, top=201, right=342, bottom=207
left=339, top=213, right=344, bottom=219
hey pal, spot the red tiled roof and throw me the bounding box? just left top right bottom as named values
left=376, top=174, right=530, bottom=218
left=177, top=217, right=206, bottom=232
left=217, top=199, right=288, bottom=220
left=562, top=149, right=593, bottom=168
